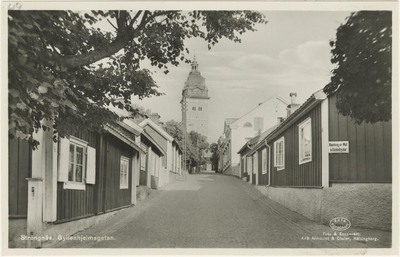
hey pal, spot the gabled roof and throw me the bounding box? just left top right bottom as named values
left=230, top=94, right=289, bottom=127
left=225, top=118, right=239, bottom=125
left=266, top=89, right=327, bottom=142
left=104, top=123, right=145, bottom=154
left=246, top=124, right=280, bottom=156
left=107, top=103, right=144, bottom=135
left=142, top=131, right=166, bottom=156
left=237, top=123, right=279, bottom=155
left=237, top=134, right=261, bottom=154
left=139, top=118, right=174, bottom=142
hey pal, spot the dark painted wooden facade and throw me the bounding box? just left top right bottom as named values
left=9, top=138, right=31, bottom=218
left=270, top=105, right=322, bottom=187
left=328, top=95, right=392, bottom=183
left=57, top=128, right=138, bottom=222
left=56, top=129, right=97, bottom=221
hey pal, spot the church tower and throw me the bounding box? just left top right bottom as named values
left=181, top=57, right=209, bottom=138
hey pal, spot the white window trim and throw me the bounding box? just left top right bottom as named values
left=274, top=137, right=285, bottom=171
left=63, top=182, right=86, bottom=190
left=261, top=148, right=267, bottom=174
left=298, top=117, right=312, bottom=165
left=246, top=156, right=253, bottom=173
left=120, top=156, right=130, bottom=189
left=65, top=136, right=88, bottom=189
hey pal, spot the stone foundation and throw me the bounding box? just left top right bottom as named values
left=257, top=183, right=391, bottom=231
left=223, top=164, right=241, bottom=178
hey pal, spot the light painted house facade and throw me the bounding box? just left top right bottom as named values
left=139, top=119, right=182, bottom=188
left=219, top=95, right=288, bottom=177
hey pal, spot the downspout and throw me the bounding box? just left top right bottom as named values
left=265, top=138, right=271, bottom=187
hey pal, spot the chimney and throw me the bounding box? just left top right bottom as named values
left=149, top=113, right=162, bottom=125
left=287, top=92, right=300, bottom=117
left=277, top=117, right=285, bottom=123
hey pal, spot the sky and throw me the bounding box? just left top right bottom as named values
left=133, top=11, right=352, bottom=143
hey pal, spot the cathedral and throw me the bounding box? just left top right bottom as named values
left=181, top=57, right=209, bottom=138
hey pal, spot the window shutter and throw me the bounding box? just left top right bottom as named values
left=86, top=146, right=96, bottom=184
left=58, top=137, right=70, bottom=182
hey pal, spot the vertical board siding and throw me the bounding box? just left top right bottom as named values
left=328, top=95, right=392, bottom=182
left=270, top=105, right=322, bottom=187
left=57, top=130, right=98, bottom=221
left=9, top=138, right=31, bottom=217
left=103, top=135, right=133, bottom=211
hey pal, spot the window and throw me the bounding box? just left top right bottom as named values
left=243, top=122, right=252, bottom=128
left=262, top=148, right=267, bottom=174
left=274, top=137, right=285, bottom=170
left=247, top=156, right=253, bottom=173
left=253, top=153, right=258, bottom=174
left=58, top=136, right=96, bottom=190
left=299, top=118, right=312, bottom=164
left=120, top=156, right=129, bottom=189
left=198, top=107, right=203, bottom=111
left=68, top=138, right=87, bottom=183
left=192, top=107, right=196, bottom=111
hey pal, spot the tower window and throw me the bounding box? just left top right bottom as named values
left=198, top=107, right=203, bottom=111
left=192, top=107, right=196, bottom=111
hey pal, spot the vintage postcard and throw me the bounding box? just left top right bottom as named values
left=1, top=0, right=399, bottom=256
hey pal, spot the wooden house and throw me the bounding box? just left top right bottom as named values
left=9, top=120, right=145, bottom=247
left=139, top=119, right=182, bottom=188
left=238, top=90, right=392, bottom=230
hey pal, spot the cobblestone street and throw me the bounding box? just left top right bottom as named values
left=52, top=173, right=391, bottom=248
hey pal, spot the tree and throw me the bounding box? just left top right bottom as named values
left=187, top=131, right=209, bottom=173
left=163, top=120, right=183, bottom=142
left=210, top=142, right=219, bottom=172
left=163, top=120, right=210, bottom=172
left=8, top=10, right=267, bottom=147
left=324, top=11, right=392, bottom=124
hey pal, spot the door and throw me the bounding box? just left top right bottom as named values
left=9, top=138, right=31, bottom=217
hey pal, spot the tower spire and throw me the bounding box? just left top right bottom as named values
left=191, top=55, right=199, bottom=71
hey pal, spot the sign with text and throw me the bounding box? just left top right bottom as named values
left=329, top=141, right=349, bottom=153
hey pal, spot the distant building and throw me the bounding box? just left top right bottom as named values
left=181, top=57, right=209, bottom=138
left=218, top=95, right=289, bottom=177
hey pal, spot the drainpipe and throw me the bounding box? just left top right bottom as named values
left=265, top=138, right=271, bottom=187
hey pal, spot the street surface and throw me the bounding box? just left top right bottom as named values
left=53, top=173, right=391, bottom=248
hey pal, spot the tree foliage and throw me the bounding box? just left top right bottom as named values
left=163, top=120, right=209, bottom=172
left=8, top=10, right=267, bottom=146
left=324, top=11, right=392, bottom=124
left=210, top=142, right=219, bottom=172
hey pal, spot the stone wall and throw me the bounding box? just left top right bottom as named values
left=257, top=183, right=391, bottom=231
left=223, top=164, right=241, bottom=178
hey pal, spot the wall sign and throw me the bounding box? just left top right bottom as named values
left=328, top=141, right=349, bottom=153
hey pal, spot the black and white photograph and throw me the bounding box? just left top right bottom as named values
left=2, top=1, right=398, bottom=255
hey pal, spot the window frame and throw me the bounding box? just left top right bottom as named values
left=261, top=148, right=267, bottom=174
left=63, top=136, right=88, bottom=190
left=192, top=107, right=196, bottom=111
left=198, top=107, right=203, bottom=111
left=246, top=156, right=253, bottom=173
left=298, top=117, right=312, bottom=165
left=274, top=137, right=285, bottom=171
left=120, top=156, right=130, bottom=189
